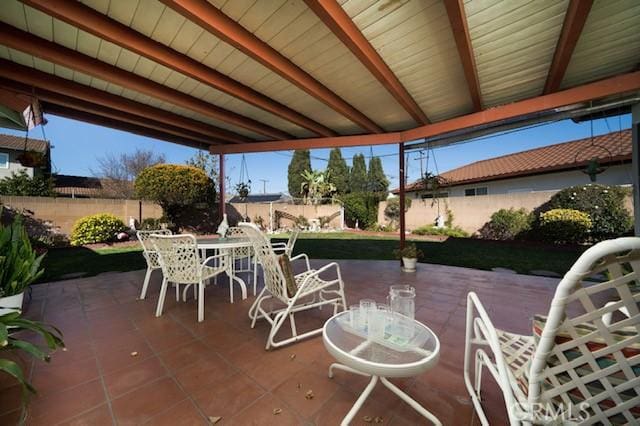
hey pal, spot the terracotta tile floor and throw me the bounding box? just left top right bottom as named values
left=4, top=260, right=561, bottom=425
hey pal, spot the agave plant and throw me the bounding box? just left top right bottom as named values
left=0, top=215, right=45, bottom=298
left=0, top=311, right=64, bottom=413
left=300, top=170, right=336, bottom=205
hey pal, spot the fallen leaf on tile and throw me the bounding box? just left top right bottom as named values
left=130, top=351, right=139, bottom=357
left=289, top=354, right=296, bottom=360
left=296, top=382, right=302, bottom=389
left=208, top=416, right=222, bottom=424
left=363, top=416, right=373, bottom=423
left=273, top=408, right=282, bottom=415
left=305, top=390, right=314, bottom=400
left=374, top=416, right=384, bottom=423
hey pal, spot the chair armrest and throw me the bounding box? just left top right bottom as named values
left=290, top=253, right=311, bottom=271
left=297, top=262, right=342, bottom=292
left=271, top=242, right=287, bottom=248
left=200, top=253, right=228, bottom=272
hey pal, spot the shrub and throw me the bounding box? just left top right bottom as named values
left=384, top=197, right=412, bottom=228
left=393, top=243, right=423, bottom=259
left=542, top=184, right=632, bottom=241
left=538, top=209, right=592, bottom=244
left=139, top=217, right=172, bottom=231
left=412, top=225, right=469, bottom=238
left=294, top=215, right=309, bottom=229
left=70, top=213, right=127, bottom=246
left=0, top=215, right=45, bottom=297
left=135, top=165, right=216, bottom=225
left=479, top=208, right=533, bottom=240
left=0, top=170, right=54, bottom=196
left=339, top=192, right=380, bottom=230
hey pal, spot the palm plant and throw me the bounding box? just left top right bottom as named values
left=300, top=170, right=336, bottom=205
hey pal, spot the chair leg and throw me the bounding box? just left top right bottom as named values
left=139, top=267, right=153, bottom=300
left=198, top=280, right=205, bottom=322
left=252, top=255, right=257, bottom=296
left=175, top=283, right=180, bottom=301
left=155, top=277, right=169, bottom=317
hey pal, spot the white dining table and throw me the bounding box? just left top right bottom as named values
left=197, top=237, right=256, bottom=303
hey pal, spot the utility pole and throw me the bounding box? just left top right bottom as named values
left=259, top=179, right=269, bottom=194
left=415, top=150, right=429, bottom=178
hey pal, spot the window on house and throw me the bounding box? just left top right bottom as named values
left=421, top=192, right=449, bottom=199
left=0, top=153, right=8, bottom=169
left=464, top=187, right=488, bottom=196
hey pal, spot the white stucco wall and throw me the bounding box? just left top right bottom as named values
left=408, top=164, right=632, bottom=199
left=0, top=149, right=35, bottom=179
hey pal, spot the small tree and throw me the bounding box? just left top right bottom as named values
left=326, top=148, right=349, bottom=194
left=349, top=154, right=367, bottom=193
left=288, top=150, right=311, bottom=199
left=186, top=150, right=218, bottom=181
left=367, top=157, right=389, bottom=194
left=0, top=170, right=54, bottom=196
left=384, top=197, right=412, bottom=229
left=134, top=165, right=215, bottom=225
left=93, top=148, right=165, bottom=198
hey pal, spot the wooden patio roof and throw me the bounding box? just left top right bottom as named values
left=0, top=0, right=639, bottom=153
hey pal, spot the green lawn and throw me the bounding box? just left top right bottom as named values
left=38, top=233, right=586, bottom=283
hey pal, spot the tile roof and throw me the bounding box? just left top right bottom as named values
left=396, top=130, right=631, bottom=192
left=0, top=133, right=49, bottom=153
left=228, top=193, right=293, bottom=203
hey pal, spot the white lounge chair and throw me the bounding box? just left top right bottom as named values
left=240, top=222, right=347, bottom=349
left=464, top=237, right=640, bottom=425
left=271, top=229, right=300, bottom=256
left=151, top=234, right=227, bottom=322
left=136, top=229, right=172, bottom=300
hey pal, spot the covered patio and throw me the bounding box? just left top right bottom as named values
left=0, top=261, right=558, bottom=424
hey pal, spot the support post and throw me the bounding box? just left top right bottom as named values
left=399, top=143, right=406, bottom=257
left=218, top=153, right=225, bottom=221
left=632, top=103, right=640, bottom=236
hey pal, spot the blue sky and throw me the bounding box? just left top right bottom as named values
left=3, top=113, right=631, bottom=193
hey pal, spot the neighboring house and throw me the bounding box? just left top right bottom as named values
left=228, top=193, right=293, bottom=203
left=53, top=174, right=134, bottom=198
left=395, top=130, right=632, bottom=199
left=0, top=133, right=51, bottom=179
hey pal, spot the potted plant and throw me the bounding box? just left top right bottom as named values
left=0, top=215, right=45, bottom=315
left=0, top=310, right=64, bottom=419
left=16, top=150, right=45, bottom=168
left=394, top=243, right=423, bottom=272
left=235, top=181, right=251, bottom=199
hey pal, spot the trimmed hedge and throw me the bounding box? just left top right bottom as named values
left=412, top=225, right=469, bottom=238
left=538, top=209, right=592, bottom=244
left=70, top=213, right=127, bottom=246
left=479, top=208, right=532, bottom=240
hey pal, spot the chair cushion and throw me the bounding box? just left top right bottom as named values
left=278, top=254, right=297, bottom=298
left=528, top=314, right=640, bottom=423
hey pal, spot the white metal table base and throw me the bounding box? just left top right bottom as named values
left=328, top=363, right=442, bottom=426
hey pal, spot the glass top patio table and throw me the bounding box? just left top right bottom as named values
left=196, top=237, right=251, bottom=249
left=322, top=310, right=440, bottom=378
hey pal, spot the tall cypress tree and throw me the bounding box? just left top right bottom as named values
left=287, top=150, right=311, bottom=198
left=349, top=153, right=367, bottom=193
left=326, top=148, right=349, bottom=194
left=367, top=156, right=389, bottom=193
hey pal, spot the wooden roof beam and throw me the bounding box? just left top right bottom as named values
left=161, top=0, right=384, bottom=134
left=544, top=0, right=593, bottom=94
left=0, top=59, right=248, bottom=144
left=0, top=23, right=290, bottom=140
left=443, top=0, right=482, bottom=111
left=304, top=0, right=429, bottom=125
left=20, top=0, right=336, bottom=138
left=210, top=70, right=640, bottom=153
left=0, top=78, right=226, bottom=146
left=44, top=103, right=212, bottom=149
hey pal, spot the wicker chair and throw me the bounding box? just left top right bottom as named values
left=464, top=237, right=640, bottom=425
left=151, top=234, right=227, bottom=322
left=239, top=222, right=347, bottom=350
left=136, top=229, right=172, bottom=300
left=271, top=229, right=300, bottom=256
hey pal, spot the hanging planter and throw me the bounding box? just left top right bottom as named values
left=17, top=150, right=45, bottom=167
left=235, top=154, right=251, bottom=200
left=235, top=181, right=251, bottom=199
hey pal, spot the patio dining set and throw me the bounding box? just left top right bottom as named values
left=135, top=224, right=639, bottom=425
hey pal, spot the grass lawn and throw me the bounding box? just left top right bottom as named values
left=38, top=232, right=586, bottom=283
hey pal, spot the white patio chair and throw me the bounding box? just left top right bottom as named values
left=136, top=229, right=172, bottom=300
left=227, top=226, right=256, bottom=294
left=151, top=234, right=227, bottom=322
left=271, top=229, right=300, bottom=256
left=239, top=222, right=347, bottom=350
left=464, top=237, right=640, bottom=425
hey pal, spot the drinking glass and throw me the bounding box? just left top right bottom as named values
left=367, top=306, right=386, bottom=341
left=348, top=305, right=362, bottom=330
left=359, top=299, right=376, bottom=328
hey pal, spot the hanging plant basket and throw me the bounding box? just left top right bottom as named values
left=17, top=150, right=45, bottom=168
left=235, top=181, right=251, bottom=200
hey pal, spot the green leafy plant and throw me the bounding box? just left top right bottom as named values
left=294, top=215, right=309, bottom=230
left=393, top=243, right=423, bottom=259
left=70, top=213, right=127, bottom=246
left=0, top=170, right=54, bottom=197
left=541, top=184, right=632, bottom=241
left=384, top=197, right=412, bottom=229
left=0, top=215, right=45, bottom=297
left=412, top=225, right=469, bottom=238
left=318, top=215, right=332, bottom=229
left=139, top=217, right=172, bottom=231
left=339, top=192, right=380, bottom=230
left=135, top=164, right=216, bottom=225
left=479, top=208, right=533, bottom=240
left=235, top=181, right=251, bottom=198
left=539, top=208, right=592, bottom=244
left=0, top=311, right=64, bottom=414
